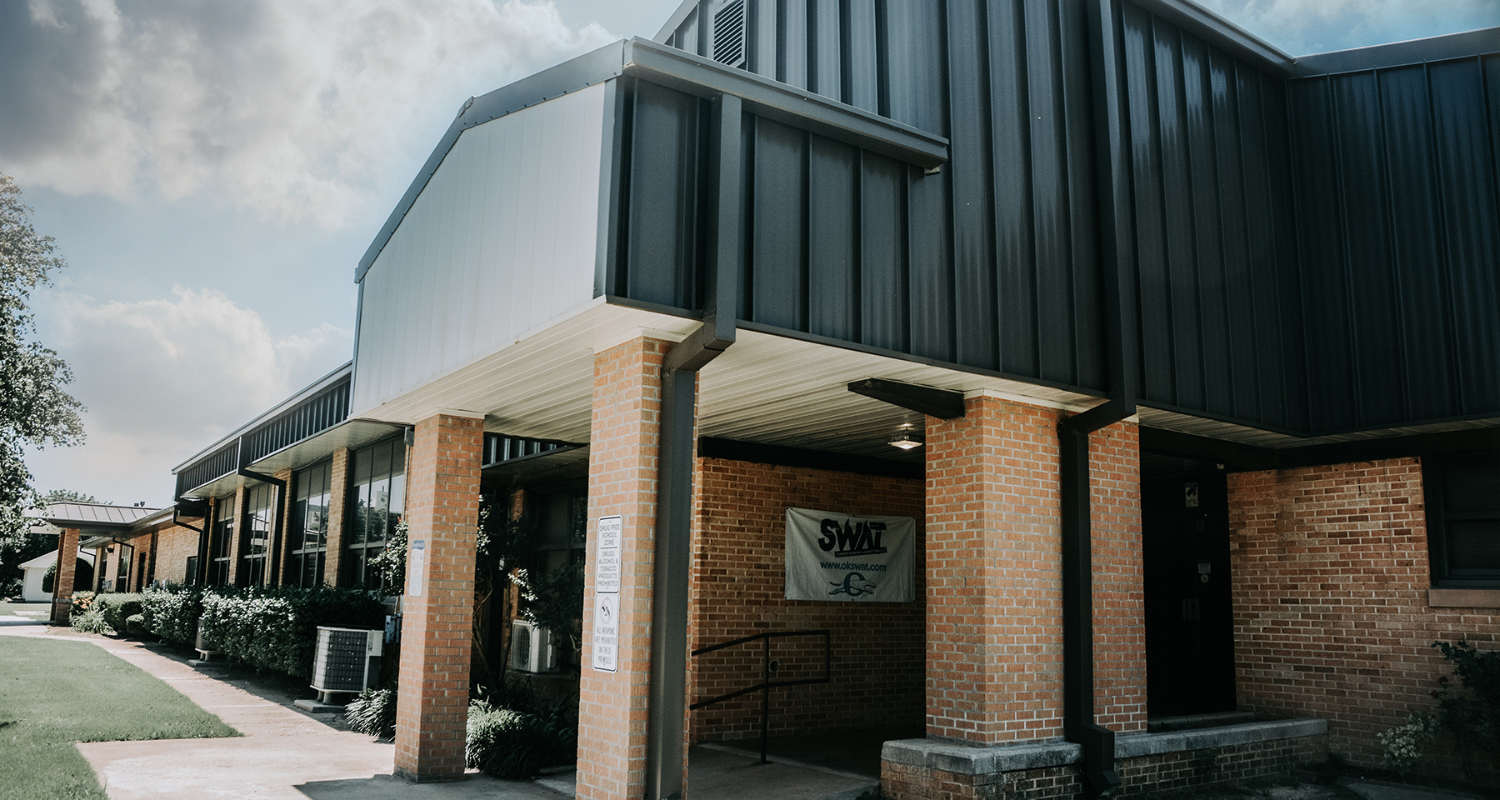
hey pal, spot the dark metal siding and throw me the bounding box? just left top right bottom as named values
left=646, top=0, right=1110, bottom=393
left=1118, top=2, right=1306, bottom=431
left=655, top=1, right=1499, bottom=435
left=240, top=376, right=352, bottom=464
left=1287, top=53, right=1500, bottom=433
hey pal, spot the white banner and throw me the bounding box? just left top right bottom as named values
left=785, top=507, right=916, bottom=602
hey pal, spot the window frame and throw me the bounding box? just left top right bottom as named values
left=342, top=436, right=408, bottom=592
left=207, top=496, right=235, bottom=587
left=238, top=483, right=274, bottom=587
left=1424, top=450, right=1500, bottom=588
left=289, top=459, right=334, bottom=588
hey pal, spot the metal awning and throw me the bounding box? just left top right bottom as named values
left=179, top=418, right=405, bottom=500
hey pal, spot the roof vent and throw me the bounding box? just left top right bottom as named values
left=711, top=0, right=747, bottom=69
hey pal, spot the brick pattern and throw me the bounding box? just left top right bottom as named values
left=1088, top=423, right=1147, bottom=734
left=323, top=447, right=351, bottom=586
left=394, top=413, right=483, bottom=781
left=687, top=459, right=926, bottom=743
left=51, top=527, right=80, bottom=623
left=577, top=336, right=669, bottom=800
left=881, top=735, right=1327, bottom=800
left=1229, top=458, right=1500, bottom=777
left=273, top=467, right=294, bottom=586
left=150, top=525, right=202, bottom=585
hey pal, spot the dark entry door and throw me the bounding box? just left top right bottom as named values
left=1142, top=467, right=1236, bottom=716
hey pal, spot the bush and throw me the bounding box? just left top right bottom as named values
left=1379, top=640, right=1500, bottom=776
left=70, top=590, right=96, bottom=616
left=1, top=577, right=20, bottom=598
left=94, top=593, right=144, bottom=633
left=465, top=680, right=577, bottom=779
left=70, top=607, right=115, bottom=635
left=346, top=687, right=398, bottom=739
left=197, top=586, right=385, bottom=680
left=125, top=613, right=147, bottom=638
left=141, top=585, right=205, bottom=646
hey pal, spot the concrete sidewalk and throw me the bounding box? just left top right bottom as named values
left=0, top=623, right=563, bottom=799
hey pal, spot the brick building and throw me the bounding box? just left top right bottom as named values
left=73, top=2, right=1499, bottom=798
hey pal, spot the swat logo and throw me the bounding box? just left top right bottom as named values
left=829, top=572, right=877, bottom=597
left=817, top=518, right=888, bottom=558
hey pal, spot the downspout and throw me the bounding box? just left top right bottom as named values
left=1063, top=1, right=1140, bottom=797
left=645, top=92, right=742, bottom=800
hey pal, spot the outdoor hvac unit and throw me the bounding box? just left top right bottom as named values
left=509, top=620, right=559, bottom=674
left=311, top=626, right=383, bottom=702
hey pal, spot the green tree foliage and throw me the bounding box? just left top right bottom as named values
left=41, top=489, right=100, bottom=504
left=0, top=174, right=85, bottom=550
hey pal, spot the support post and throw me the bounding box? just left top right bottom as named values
left=50, top=527, right=80, bottom=625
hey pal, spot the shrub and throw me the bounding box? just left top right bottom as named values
left=70, top=590, right=96, bottom=616
left=70, top=607, right=115, bottom=635
left=1379, top=640, right=1500, bottom=776
left=1, top=577, right=20, bottom=598
left=346, top=687, right=398, bottom=739
left=125, top=613, right=148, bottom=638
left=465, top=680, right=577, bottom=779
left=197, top=586, right=385, bottom=680
left=94, top=593, right=144, bottom=633
left=141, top=585, right=205, bottom=646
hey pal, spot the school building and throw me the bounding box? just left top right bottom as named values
left=49, top=1, right=1498, bottom=798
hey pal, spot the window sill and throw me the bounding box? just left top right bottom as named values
left=1428, top=587, right=1500, bottom=609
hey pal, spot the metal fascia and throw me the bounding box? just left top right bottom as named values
left=1128, top=0, right=1295, bottom=75
left=171, top=362, right=353, bottom=473
left=621, top=38, right=949, bottom=169
left=654, top=0, right=701, bottom=43
left=1292, top=27, right=1500, bottom=76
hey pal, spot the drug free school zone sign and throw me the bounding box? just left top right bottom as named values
left=784, top=507, right=916, bottom=602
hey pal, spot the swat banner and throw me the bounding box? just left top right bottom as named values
left=784, top=507, right=916, bottom=602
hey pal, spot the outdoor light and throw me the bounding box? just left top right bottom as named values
left=888, top=425, right=924, bottom=450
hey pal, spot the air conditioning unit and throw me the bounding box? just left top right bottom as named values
left=311, top=626, right=383, bottom=702
left=510, top=620, right=558, bottom=673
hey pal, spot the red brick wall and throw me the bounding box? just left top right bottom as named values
left=324, top=447, right=351, bottom=586
left=687, top=458, right=926, bottom=743
left=1228, top=458, right=1499, bottom=774
left=150, top=525, right=201, bottom=585
left=1089, top=422, right=1148, bottom=734
left=578, top=336, right=669, bottom=800
left=394, top=412, right=484, bottom=781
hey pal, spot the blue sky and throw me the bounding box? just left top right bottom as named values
left=1, top=0, right=1495, bottom=507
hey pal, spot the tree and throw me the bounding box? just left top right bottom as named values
left=0, top=174, right=85, bottom=550
left=41, top=489, right=101, bottom=505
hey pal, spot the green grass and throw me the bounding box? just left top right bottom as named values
left=0, top=601, right=50, bottom=620
left=0, top=636, right=238, bottom=800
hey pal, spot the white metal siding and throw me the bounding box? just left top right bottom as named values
left=352, top=83, right=608, bottom=415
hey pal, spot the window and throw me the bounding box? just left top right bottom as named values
left=117, top=543, right=134, bottom=592
left=290, top=461, right=333, bottom=588
left=1425, top=451, right=1500, bottom=587
left=239, top=484, right=273, bottom=587
left=185, top=556, right=199, bottom=586
left=343, top=438, right=406, bottom=591
left=207, top=496, right=235, bottom=587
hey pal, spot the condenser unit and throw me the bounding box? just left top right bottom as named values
left=311, top=626, right=383, bottom=703
left=509, top=620, right=559, bottom=673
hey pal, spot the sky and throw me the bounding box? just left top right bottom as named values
left=1, top=0, right=1495, bottom=508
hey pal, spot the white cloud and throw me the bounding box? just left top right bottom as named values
left=24, top=286, right=353, bottom=505
left=1195, top=0, right=1500, bottom=55
left=1, top=0, right=616, bottom=229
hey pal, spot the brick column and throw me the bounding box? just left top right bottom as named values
left=273, top=467, right=294, bottom=586
left=394, top=411, right=483, bottom=782
left=324, top=447, right=352, bottom=586
left=1086, top=420, right=1147, bottom=734
left=925, top=395, right=1066, bottom=743
left=577, top=336, right=668, bottom=800
left=51, top=527, right=80, bottom=624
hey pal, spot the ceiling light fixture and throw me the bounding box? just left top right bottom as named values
left=888, top=425, right=924, bottom=450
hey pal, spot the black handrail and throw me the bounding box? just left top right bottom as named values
left=690, top=629, right=832, bottom=764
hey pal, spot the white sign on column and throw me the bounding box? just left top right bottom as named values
left=591, top=515, right=622, bottom=673
left=407, top=539, right=427, bottom=597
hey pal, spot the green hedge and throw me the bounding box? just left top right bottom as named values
left=141, top=585, right=205, bottom=646
left=95, top=593, right=144, bottom=633
left=141, top=585, right=384, bottom=680
left=197, top=586, right=385, bottom=680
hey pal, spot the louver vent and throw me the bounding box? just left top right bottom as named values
left=711, top=0, right=747, bottom=69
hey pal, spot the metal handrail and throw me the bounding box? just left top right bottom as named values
left=689, top=629, right=832, bottom=764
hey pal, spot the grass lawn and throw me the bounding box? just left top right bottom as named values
left=0, top=600, right=50, bottom=620
left=0, top=636, right=238, bottom=800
